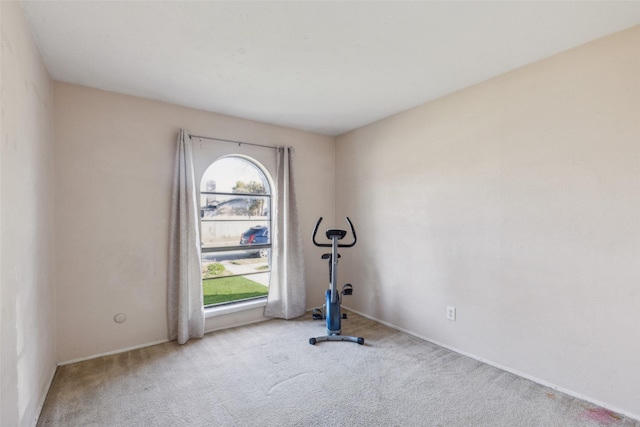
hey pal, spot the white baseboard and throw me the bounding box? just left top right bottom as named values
left=58, top=339, right=170, bottom=366
left=32, top=364, right=57, bottom=427
left=343, top=306, right=640, bottom=423
left=58, top=315, right=272, bottom=366
left=57, top=318, right=272, bottom=367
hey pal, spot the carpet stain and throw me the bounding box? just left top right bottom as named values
left=267, top=353, right=289, bottom=364
left=581, top=407, right=622, bottom=425
left=546, top=393, right=555, bottom=399
left=268, top=372, right=318, bottom=395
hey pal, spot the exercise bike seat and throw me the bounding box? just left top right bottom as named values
left=326, top=229, right=347, bottom=240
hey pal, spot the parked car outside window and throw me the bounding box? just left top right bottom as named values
left=240, top=226, right=269, bottom=257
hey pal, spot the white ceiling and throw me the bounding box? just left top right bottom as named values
left=21, top=1, right=640, bottom=136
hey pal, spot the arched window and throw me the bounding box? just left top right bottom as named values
left=199, top=156, right=272, bottom=307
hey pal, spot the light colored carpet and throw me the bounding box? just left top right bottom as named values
left=38, top=312, right=638, bottom=426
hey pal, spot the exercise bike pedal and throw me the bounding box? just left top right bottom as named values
left=312, top=308, right=324, bottom=320
left=342, top=313, right=347, bottom=319
left=341, top=284, right=353, bottom=296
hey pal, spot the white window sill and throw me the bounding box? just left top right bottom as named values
left=204, top=298, right=267, bottom=318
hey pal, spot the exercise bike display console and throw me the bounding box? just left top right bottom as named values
left=309, top=217, right=364, bottom=345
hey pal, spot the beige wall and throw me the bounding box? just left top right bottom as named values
left=336, top=24, right=640, bottom=418
left=1, top=2, right=56, bottom=426
left=54, top=83, right=335, bottom=362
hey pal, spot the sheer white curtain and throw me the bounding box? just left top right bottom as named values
left=168, top=129, right=205, bottom=344
left=264, top=147, right=306, bottom=319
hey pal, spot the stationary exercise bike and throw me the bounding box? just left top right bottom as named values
left=309, top=217, right=364, bottom=345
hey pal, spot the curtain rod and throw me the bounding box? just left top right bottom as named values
left=190, top=134, right=280, bottom=151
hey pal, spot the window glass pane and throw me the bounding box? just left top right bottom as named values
left=202, top=249, right=270, bottom=307
left=201, top=157, right=271, bottom=194
left=202, top=274, right=270, bottom=306
left=199, top=155, right=272, bottom=308
left=200, top=195, right=270, bottom=219
left=202, top=249, right=271, bottom=264
left=201, top=221, right=269, bottom=249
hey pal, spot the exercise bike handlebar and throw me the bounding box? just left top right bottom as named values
left=311, top=217, right=357, bottom=248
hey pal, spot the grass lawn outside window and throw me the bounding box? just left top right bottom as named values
left=202, top=276, right=268, bottom=306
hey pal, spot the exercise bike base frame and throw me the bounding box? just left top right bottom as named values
left=309, top=335, right=364, bottom=345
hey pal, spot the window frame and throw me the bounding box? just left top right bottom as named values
left=198, top=155, right=274, bottom=309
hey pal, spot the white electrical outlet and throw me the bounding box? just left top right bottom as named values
left=446, top=306, right=456, bottom=321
